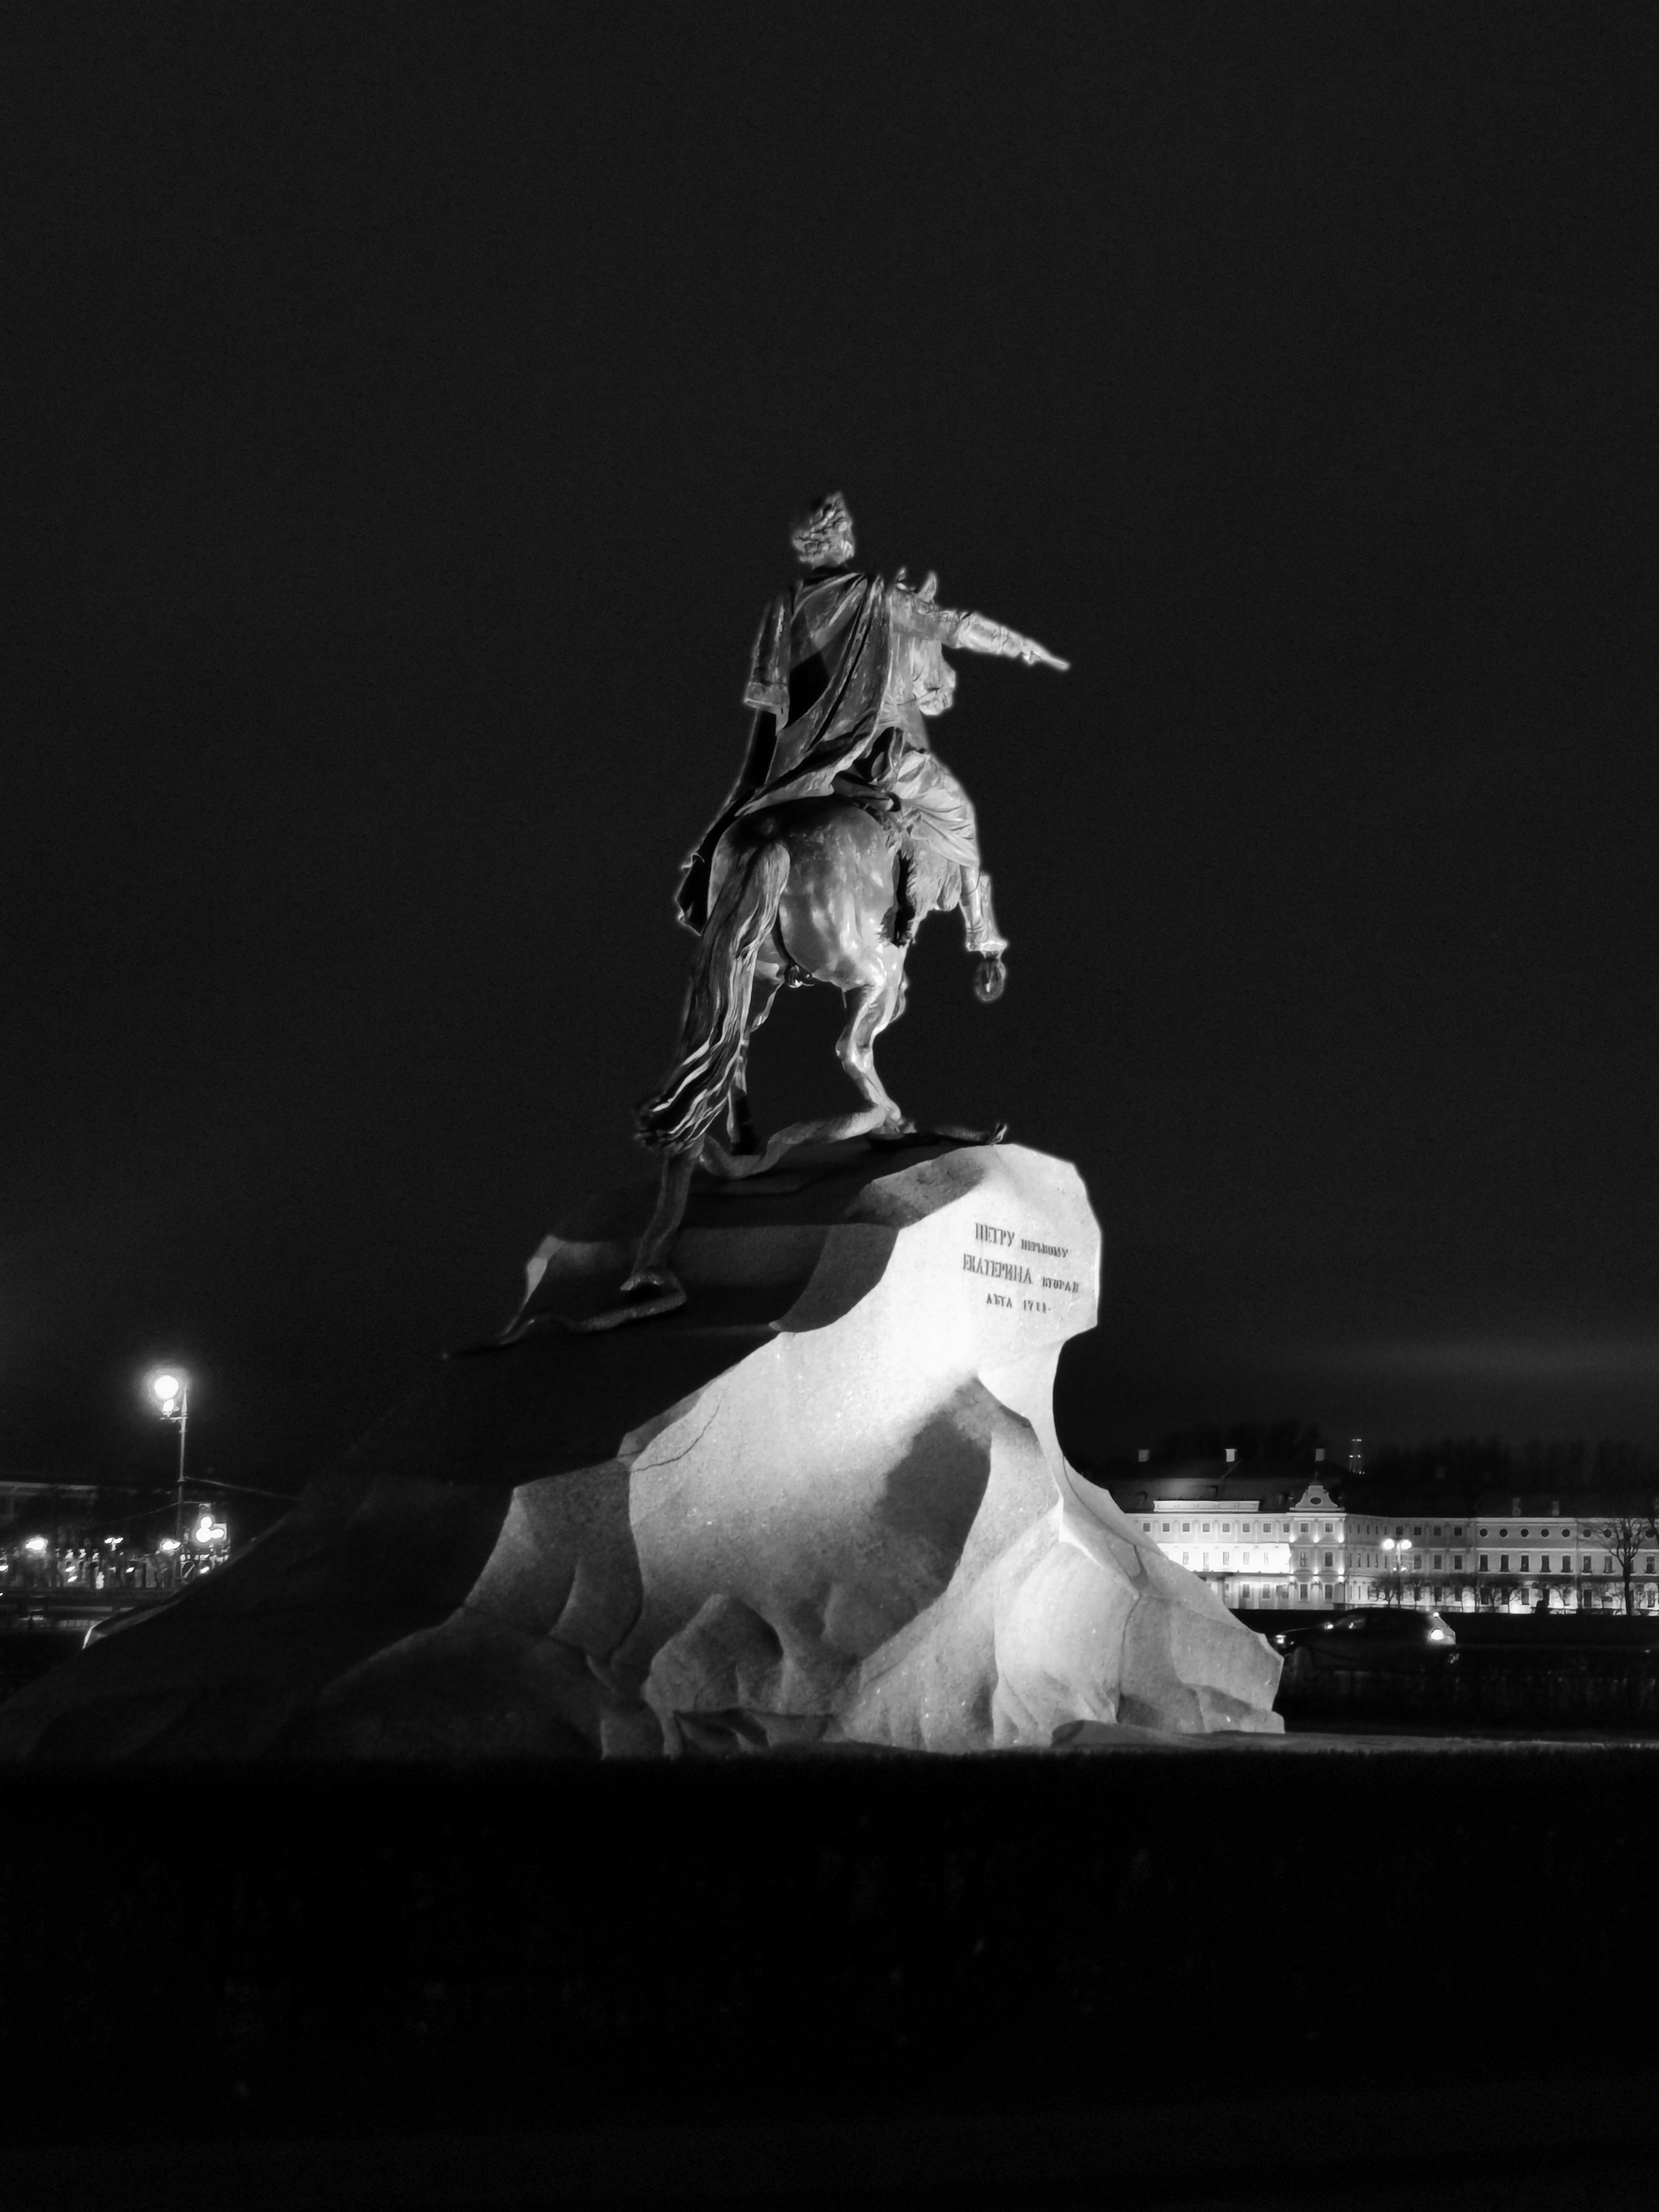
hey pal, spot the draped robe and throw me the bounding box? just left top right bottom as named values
left=677, top=568, right=980, bottom=931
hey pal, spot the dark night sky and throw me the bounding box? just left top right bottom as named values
left=4, top=4, right=1657, bottom=1494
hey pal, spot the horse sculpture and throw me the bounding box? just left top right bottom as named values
left=580, top=796, right=1003, bottom=1327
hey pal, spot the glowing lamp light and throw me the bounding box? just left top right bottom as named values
left=158, top=1538, right=181, bottom=1556
left=147, top=1368, right=187, bottom=1414
left=23, top=1536, right=48, bottom=1556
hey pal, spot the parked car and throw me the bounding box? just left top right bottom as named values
left=1272, top=1609, right=1459, bottom=1682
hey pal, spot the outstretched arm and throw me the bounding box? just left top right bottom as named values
left=890, top=572, right=1069, bottom=670
left=949, top=609, right=1070, bottom=671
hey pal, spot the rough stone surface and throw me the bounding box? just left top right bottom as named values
left=0, top=1140, right=1281, bottom=1759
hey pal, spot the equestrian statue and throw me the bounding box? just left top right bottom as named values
left=586, top=493, right=1068, bottom=1326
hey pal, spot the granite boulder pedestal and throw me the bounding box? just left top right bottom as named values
left=0, top=1139, right=1281, bottom=1760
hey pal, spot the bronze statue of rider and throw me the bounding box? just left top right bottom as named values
left=677, top=494, right=1067, bottom=979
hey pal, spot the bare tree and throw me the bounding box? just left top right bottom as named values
left=1638, top=1502, right=1659, bottom=1614
left=1380, top=1567, right=1424, bottom=1609
left=1584, top=1514, right=1649, bottom=1617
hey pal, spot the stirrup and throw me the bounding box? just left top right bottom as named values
left=973, top=953, right=1007, bottom=1004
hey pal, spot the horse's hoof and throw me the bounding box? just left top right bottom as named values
left=972, top=954, right=1006, bottom=1004
left=865, top=1118, right=916, bottom=1148
left=911, top=1119, right=1009, bottom=1147
left=565, top=1272, right=687, bottom=1332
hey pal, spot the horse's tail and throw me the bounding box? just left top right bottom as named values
left=634, top=833, right=790, bottom=1153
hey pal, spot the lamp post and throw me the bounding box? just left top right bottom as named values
left=1380, top=1535, right=1412, bottom=1606
left=146, top=1368, right=190, bottom=1558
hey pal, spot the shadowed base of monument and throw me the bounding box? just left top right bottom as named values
left=0, top=1138, right=1280, bottom=1762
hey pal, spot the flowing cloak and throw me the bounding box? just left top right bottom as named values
left=677, top=567, right=979, bottom=930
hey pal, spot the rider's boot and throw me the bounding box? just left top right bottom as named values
left=892, top=849, right=919, bottom=947
left=961, top=870, right=1008, bottom=957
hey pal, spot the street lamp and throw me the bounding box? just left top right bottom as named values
left=1381, top=1536, right=1412, bottom=1606
left=145, top=1367, right=190, bottom=1549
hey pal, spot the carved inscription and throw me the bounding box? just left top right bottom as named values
left=962, top=1252, right=1033, bottom=1285
left=965, top=1221, right=1081, bottom=1313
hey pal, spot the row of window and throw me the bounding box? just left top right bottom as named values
left=1341, top=1524, right=1642, bottom=1544
left=1351, top=1551, right=1461, bottom=1571
left=1482, top=1554, right=1657, bottom=1575
left=1149, top=1519, right=1653, bottom=1564
left=1178, top=1554, right=1653, bottom=1582
left=1141, top=1520, right=1333, bottom=1538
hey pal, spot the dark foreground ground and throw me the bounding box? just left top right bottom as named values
left=3, top=1743, right=1658, bottom=2209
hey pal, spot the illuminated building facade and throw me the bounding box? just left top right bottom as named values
left=1106, top=1460, right=1350, bottom=1608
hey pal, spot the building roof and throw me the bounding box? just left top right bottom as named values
left=1471, top=1490, right=1659, bottom=1521
left=1090, top=1459, right=1340, bottom=1514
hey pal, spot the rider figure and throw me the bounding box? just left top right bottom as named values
left=677, top=493, right=1068, bottom=959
